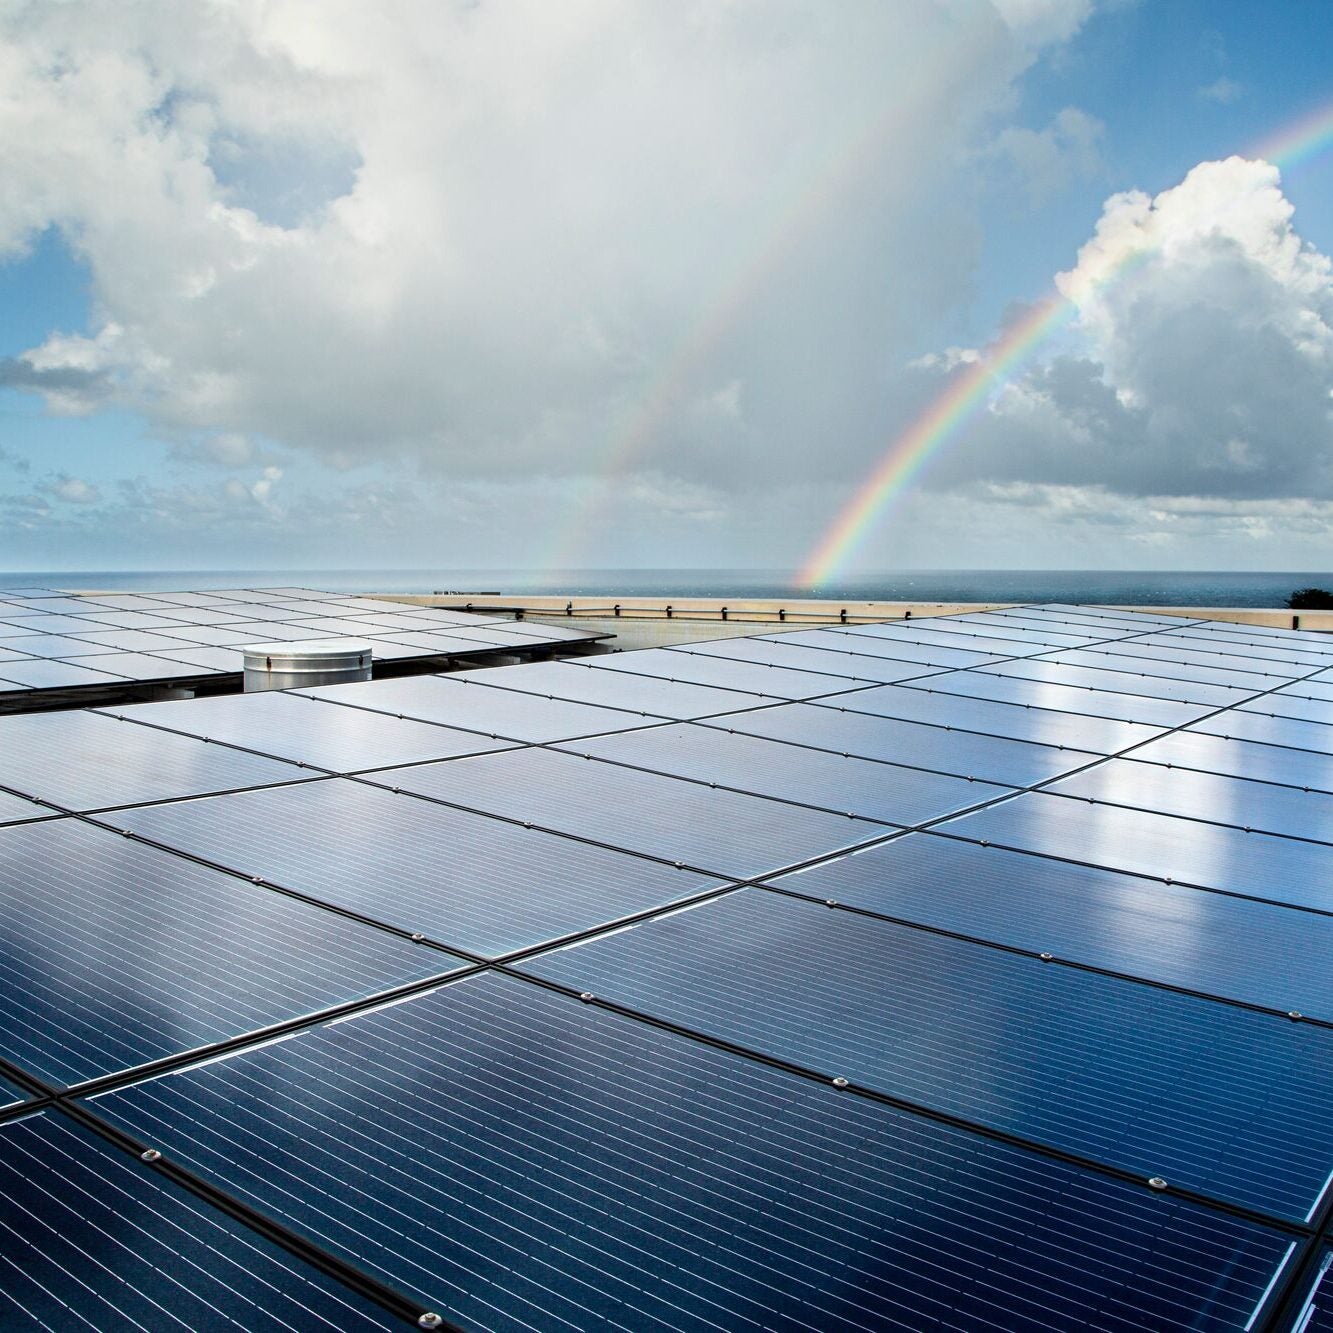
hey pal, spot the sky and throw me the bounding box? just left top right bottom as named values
left=0, top=0, right=1331, bottom=579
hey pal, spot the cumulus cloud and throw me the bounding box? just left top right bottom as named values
left=0, top=0, right=1092, bottom=505
left=42, top=474, right=101, bottom=504
left=930, top=157, right=1333, bottom=509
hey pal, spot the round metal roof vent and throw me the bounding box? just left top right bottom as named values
left=242, top=638, right=373, bottom=692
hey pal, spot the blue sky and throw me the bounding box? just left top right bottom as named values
left=1, top=1, right=1330, bottom=576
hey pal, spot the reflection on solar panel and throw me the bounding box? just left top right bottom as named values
left=4, top=600, right=1332, bottom=1330
left=0, top=585, right=604, bottom=705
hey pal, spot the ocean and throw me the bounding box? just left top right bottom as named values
left=3, top=568, right=1331, bottom=607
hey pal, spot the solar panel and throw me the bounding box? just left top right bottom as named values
left=826, top=680, right=1169, bottom=751
left=89, top=972, right=1299, bottom=1333
left=1133, top=728, right=1333, bottom=791
left=451, top=658, right=772, bottom=720
left=0, top=711, right=308, bottom=811
left=1041, top=647, right=1288, bottom=692
left=1190, top=708, right=1333, bottom=753
left=0, top=818, right=464, bottom=1087
left=520, top=887, right=1333, bottom=1219
left=110, top=778, right=727, bottom=957
left=1049, top=759, right=1333, bottom=841
left=591, top=645, right=869, bottom=699
left=978, top=656, right=1256, bottom=706
left=567, top=722, right=1009, bottom=824
left=298, top=674, right=661, bottom=743
left=945, top=793, right=1333, bottom=911
left=761, top=626, right=1009, bottom=669
left=767, top=831, right=1333, bottom=1019
left=104, top=690, right=517, bottom=772
left=0, top=1112, right=397, bottom=1329
left=897, top=670, right=1213, bottom=726
left=707, top=701, right=1099, bottom=787
left=1245, top=691, right=1333, bottom=725
left=374, top=747, right=884, bottom=879
left=678, top=636, right=940, bottom=682
left=0, top=658, right=128, bottom=689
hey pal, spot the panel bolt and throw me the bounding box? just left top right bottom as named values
left=411, top=933, right=425, bottom=942
left=1147, top=1177, right=1168, bottom=1191
left=579, top=992, right=595, bottom=1003
left=1039, top=952, right=1054, bottom=961
left=825, top=899, right=837, bottom=908
left=140, top=1149, right=162, bottom=1163
left=419, top=1315, right=443, bottom=1329
left=1288, top=1010, right=1303, bottom=1021
left=831, top=1076, right=849, bottom=1089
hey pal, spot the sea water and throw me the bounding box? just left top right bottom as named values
left=3, top=568, right=1332, bottom=607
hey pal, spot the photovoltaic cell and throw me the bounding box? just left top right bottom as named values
left=0, top=818, right=463, bottom=1087
left=1245, top=691, right=1333, bottom=726
left=761, top=626, right=1008, bottom=669
left=807, top=682, right=1167, bottom=752
left=978, top=657, right=1256, bottom=707
left=568, top=723, right=1008, bottom=825
left=708, top=701, right=1098, bottom=787
left=0, top=658, right=129, bottom=689
left=0, top=1073, right=25, bottom=1108
left=375, top=747, right=883, bottom=878
left=767, top=832, right=1333, bottom=1020
left=90, top=972, right=1298, bottom=1333
left=0, top=710, right=308, bottom=811
left=0, top=791, right=47, bottom=824
left=1190, top=708, right=1333, bottom=753
left=592, top=646, right=868, bottom=700
left=452, top=658, right=770, bottom=720
left=1081, top=642, right=1308, bottom=679
left=679, top=636, right=939, bottom=682
left=299, top=673, right=658, bottom=742
left=0, top=1112, right=396, bottom=1330
left=1041, top=647, right=1283, bottom=692
left=1049, top=759, right=1333, bottom=842
left=520, top=888, right=1333, bottom=1219
left=1132, top=728, right=1333, bottom=792
left=945, top=793, right=1333, bottom=911
left=111, top=778, right=725, bottom=957
left=832, top=622, right=1066, bottom=656
left=105, top=690, right=517, bottom=772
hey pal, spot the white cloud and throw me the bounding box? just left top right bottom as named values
left=929, top=157, right=1333, bottom=506
left=0, top=0, right=1087, bottom=503
left=43, top=474, right=101, bottom=504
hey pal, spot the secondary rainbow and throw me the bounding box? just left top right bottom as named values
left=796, top=96, right=1333, bottom=589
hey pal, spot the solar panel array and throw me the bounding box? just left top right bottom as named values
left=0, top=585, right=600, bottom=703
left=2, top=602, right=1332, bottom=1330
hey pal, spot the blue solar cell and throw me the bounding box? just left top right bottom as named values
left=93, top=972, right=1298, bottom=1333
left=946, top=793, right=1333, bottom=911
left=980, top=658, right=1254, bottom=707
left=1086, top=642, right=1307, bottom=679
left=1246, top=691, right=1333, bottom=726
left=679, top=636, right=941, bottom=682
left=706, top=701, right=1097, bottom=787
left=0, top=1112, right=396, bottom=1330
left=107, top=690, right=516, bottom=772
left=0, top=791, right=47, bottom=824
left=375, top=747, right=882, bottom=879
left=900, top=668, right=1213, bottom=726
left=809, top=682, right=1166, bottom=752
left=520, top=888, right=1333, bottom=1219
left=1191, top=708, right=1333, bottom=754
left=592, top=646, right=868, bottom=699
left=1295, top=1250, right=1333, bottom=1332
left=0, top=818, right=463, bottom=1087
left=768, top=832, right=1333, bottom=1019
left=1050, top=759, right=1333, bottom=841
left=299, top=673, right=658, bottom=742
left=758, top=626, right=1004, bottom=670
left=1135, top=631, right=1332, bottom=670
left=567, top=723, right=1008, bottom=824
left=0, top=710, right=308, bottom=811
left=1133, top=729, right=1333, bottom=792
left=112, top=777, right=726, bottom=957
left=1045, top=648, right=1282, bottom=691
left=0, top=1073, right=25, bottom=1107
left=449, top=658, right=770, bottom=721
left=0, top=658, right=128, bottom=689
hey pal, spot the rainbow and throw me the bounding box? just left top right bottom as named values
left=540, top=14, right=995, bottom=570
left=795, top=96, right=1333, bottom=588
